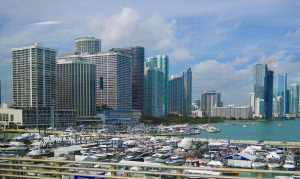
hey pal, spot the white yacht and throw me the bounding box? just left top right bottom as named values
left=206, top=126, right=220, bottom=133
left=27, top=147, right=42, bottom=157
left=282, top=155, right=295, bottom=170
left=252, top=158, right=268, bottom=169
left=0, top=142, right=27, bottom=154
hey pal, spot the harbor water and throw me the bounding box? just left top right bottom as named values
left=193, top=119, right=300, bottom=142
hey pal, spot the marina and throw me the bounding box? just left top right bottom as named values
left=0, top=122, right=300, bottom=178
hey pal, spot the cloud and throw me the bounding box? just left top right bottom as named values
left=90, top=7, right=187, bottom=53
left=192, top=52, right=300, bottom=105
left=286, top=27, right=300, bottom=38
left=32, top=21, right=62, bottom=26
left=169, top=48, right=194, bottom=62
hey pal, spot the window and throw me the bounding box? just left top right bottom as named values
left=99, top=77, right=104, bottom=90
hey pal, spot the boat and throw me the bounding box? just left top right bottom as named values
left=268, top=159, right=283, bottom=170
left=243, top=125, right=247, bottom=128
left=282, top=155, right=295, bottom=170
left=198, top=124, right=209, bottom=130
left=27, top=147, right=43, bottom=157
left=277, top=124, right=283, bottom=127
left=0, top=142, right=28, bottom=154
left=206, top=126, right=220, bottom=133
left=252, top=158, right=268, bottom=169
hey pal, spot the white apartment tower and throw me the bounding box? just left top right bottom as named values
left=12, top=43, right=56, bottom=108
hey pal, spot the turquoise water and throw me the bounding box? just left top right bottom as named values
left=193, top=120, right=300, bottom=142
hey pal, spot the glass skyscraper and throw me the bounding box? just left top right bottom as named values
left=253, top=64, right=273, bottom=120
left=277, top=73, right=288, bottom=115
left=145, top=55, right=169, bottom=116
left=289, top=83, right=299, bottom=117
left=144, top=68, right=164, bottom=117
left=169, top=67, right=192, bottom=116
left=110, top=47, right=145, bottom=114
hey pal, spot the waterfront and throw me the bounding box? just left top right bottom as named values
left=193, top=120, right=300, bottom=142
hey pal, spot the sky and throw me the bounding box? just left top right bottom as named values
left=0, top=0, right=300, bottom=105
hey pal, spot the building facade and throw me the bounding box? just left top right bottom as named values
left=212, top=105, right=250, bottom=119
left=144, top=68, right=164, bottom=117
left=201, top=91, right=222, bottom=117
left=12, top=43, right=56, bottom=108
left=75, top=37, right=101, bottom=55
left=0, top=103, right=22, bottom=127
left=110, top=47, right=145, bottom=114
left=254, top=98, right=265, bottom=118
left=169, top=76, right=183, bottom=115
left=253, top=64, right=273, bottom=119
left=273, top=96, right=283, bottom=118
left=56, top=56, right=97, bottom=122
left=289, top=83, right=299, bottom=117
left=145, top=55, right=169, bottom=116
left=169, top=68, right=192, bottom=116
left=277, top=73, right=288, bottom=115
left=81, top=52, right=132, bottom=110
left=249, top=92, right=255, bottom=116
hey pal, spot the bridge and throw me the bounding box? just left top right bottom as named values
left=0, top=158, right=299, bottom=179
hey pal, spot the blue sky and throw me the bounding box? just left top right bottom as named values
left=0, top=0, right=300, bottom=105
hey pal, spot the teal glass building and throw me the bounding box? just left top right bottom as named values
left=277, top=73, right=288, bottom=115
left=289, top=83, right=299, bottom=117
left=145, top=55, right=169, bottom=116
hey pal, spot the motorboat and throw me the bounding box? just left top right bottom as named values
left=243, top=125, right=247, bottom=128
left=0, top=142, right=28, bottom=154
left=206, top=126, right=220, bottom=133
left=252, top=158, right=268, bottom=169
left=282, top=155, right=295, bottom=170
left=27, top=147, right=42, bottom=157
left=198, top=124, right=209, bottom=130
left=268, top=159, right=283, bottom=170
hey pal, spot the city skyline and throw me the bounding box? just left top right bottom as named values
left=1, top=0, right=300, bottom=106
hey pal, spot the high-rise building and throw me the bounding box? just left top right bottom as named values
left=289, top=83, right=299, bottom=117
left=169, top=67, right=192, bottom=116
left=201, top=91, right=222, bottom=117
left=12, top=43, right=76, bottom=128
left=75, top=36, right=101, bottom=55
left=169, top=76, right=183, bottom=115
left=110, top=47, right=145, bottom=114
left=273, top=96, right=283, bottom=118
left=192, top=98, right=201, bottom=110
left=144, top=68, right=164, bottom=117
left=12, top=43, right=56, bottom=108
left=81, top=52, right=132, bottom=110
left=277, top=73, right=288, bottom=115
left=145, top=55, right=169, bottom=116
left=254, top=98, right=265, bottom=118
left=249, top=92, right=255, bottom=115
left=266, top=70, right=274, bottom=119
left=253, top=64, right=268, bottom=101
left=253, top=64, right=273, bottom=119
left=212, top=105, right=250, bottom=119
left=56, top=56, right=96, bottom=121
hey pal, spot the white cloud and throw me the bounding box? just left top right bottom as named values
left=90, top=7, right=189, bottom=54
left=192, top=52, right=300, bottom=105
left=32, top=21, right=62, bottom=26
left=169, top=48, right=194, bottom=62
